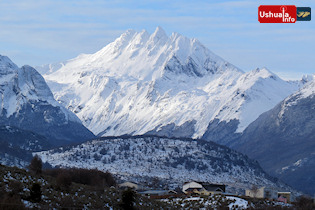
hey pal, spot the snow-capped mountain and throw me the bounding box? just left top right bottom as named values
left=0, top=55, right=95, bottom=145
left=232, top=76, right=315, bottom=195
left=36, top=135, right=294, bottom=193
left=38, top=27, right=299, bottom=145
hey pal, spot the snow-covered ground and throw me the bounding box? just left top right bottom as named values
left=162, top=195, right=293, bottom=210
left=36, top=136, right=292, bottom=193
left=226, top=196, right=248, bottom=209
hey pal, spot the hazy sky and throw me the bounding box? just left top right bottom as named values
left=0, top=0, right=314, bottom=80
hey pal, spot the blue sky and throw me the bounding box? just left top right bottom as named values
left=0, top=0, right=314, bottom=80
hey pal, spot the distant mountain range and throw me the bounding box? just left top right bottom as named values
left=232, top=76, right=315, bottom=195
left=37, top=27, right=300, bottom=146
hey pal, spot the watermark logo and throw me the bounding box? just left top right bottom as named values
left=297, top=7, right=311, bottom=21
left=258, top=5, right=297, bottom=23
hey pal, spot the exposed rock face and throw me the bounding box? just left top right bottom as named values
left=0, top=55, right=95, bottom=146
left=233, top=78, right=315, bottom=195
left=145, top=120, right=197, bottom=138
left=0, top=125, right=51, bottom=168
left=202, top=119, right=241, bottom=146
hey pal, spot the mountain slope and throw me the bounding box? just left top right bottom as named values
left=36, top=135, right=294, bottom=193
left=0, top=55, right=95, bottom=145
left=38, top=27, right=299, bottom=145
left=0, top=125, right=52, bottom=168
left=232, top=76, right=315, bottom=195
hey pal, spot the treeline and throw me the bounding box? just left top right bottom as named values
left=28, top=155, right=116, bottom=189
left=44, top=167, right=116, bottom=188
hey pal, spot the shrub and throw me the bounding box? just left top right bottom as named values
left=0, top=194, right=25, bottom=210
left=29, top=183, right=41, bottom=203
left=44, top=168, right=116, bottom=188
left=93, top=153, right=101, bottom=161
left=120, top=188, right=136, bottom=210
left=99, top=148, right=107, bottom=155
left=295, top=196, right=314, bottom=210
left=8, top=180, right=23, bottom=196
left=56, top=171, right=72, bottom=189
left=59, top=195, right=75, bottom=209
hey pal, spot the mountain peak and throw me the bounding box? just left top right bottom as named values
left=0, top=55, right=95, bottom=144
left=122, top=29, right=136, bottom=37
left=301, top=74, right=315, bottom=84
left=111, top=29, right=137, bottom=49
left=150, top=26, right=168, bottom=42
left=43, top=28, right=240, bottom=80
left=39, top=28, right=298, bottom=140
left=153, top=26, right=167, bottom=36
left=248, top=67, right=279, bottom=80
left=0, top=55, right=19, bottom=71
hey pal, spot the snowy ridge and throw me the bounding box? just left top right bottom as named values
left=38, top=27, right=299, bottom=143
left=0, top=55, right=79, bottom=122
left=231, top=68, right=298, bottom=132
left=36, top=135, right=292, bottom=191
left=0, top=55, right=95, bottom=144
left=232, top=74, right=315, bottom=195
left=279, top=76, right=315, bottom=119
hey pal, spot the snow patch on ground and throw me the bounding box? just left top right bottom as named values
left=226, top=196, right=248, bottom=209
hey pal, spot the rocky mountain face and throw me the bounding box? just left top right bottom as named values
left=0, top=125, right=51, bottom=168
left=36, top=135, right=295, bottom=194
left=0, top=55, right=95, bottom=146
left=232, top=76, right=315, bottom=195
left=37, top=27, right=299, bottom=146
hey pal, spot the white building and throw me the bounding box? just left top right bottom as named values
left=245, top=186, right=277, bottom=199
left=182, top=181, right=203, bottom=193
left=118, top=181, right=139, bottom=190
